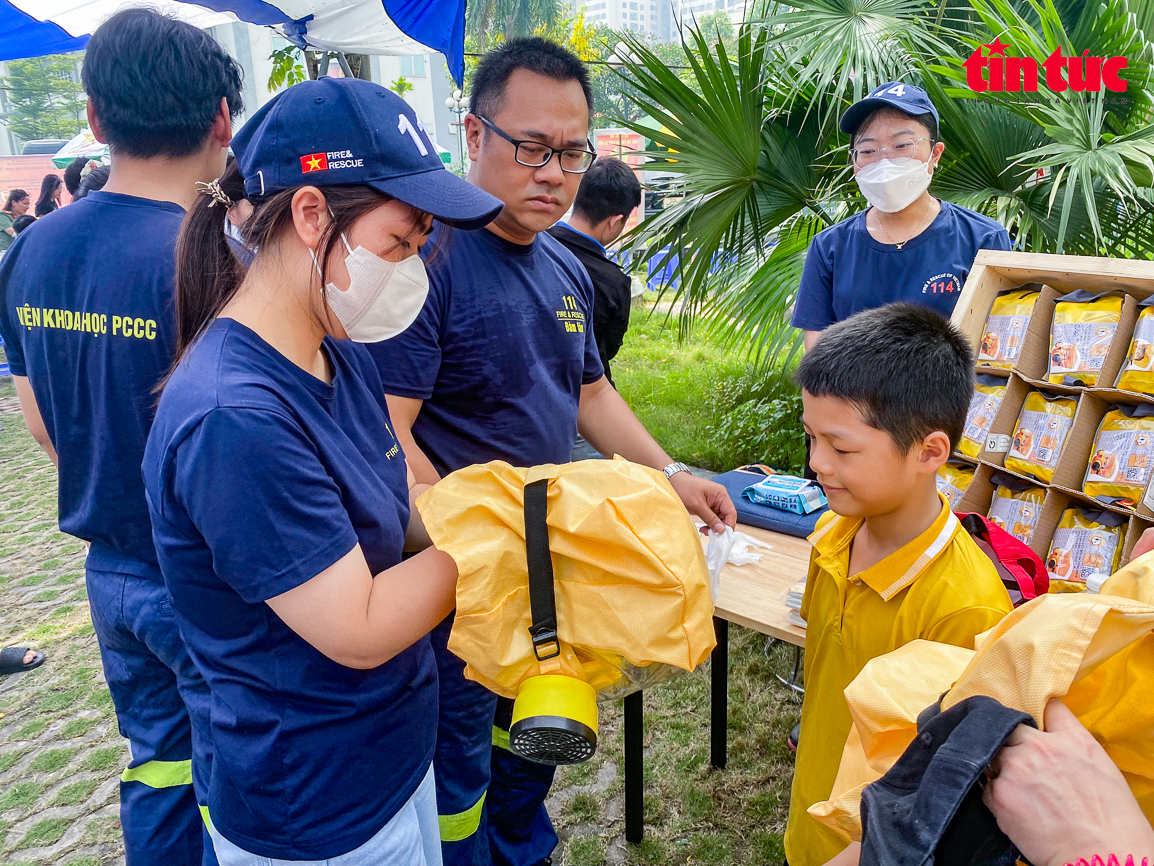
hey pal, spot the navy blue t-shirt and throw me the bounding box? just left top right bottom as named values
left=142, top=319, right=434, bottom=860
left=0, top=191, right=184, bottom=578
left=368, top=225, right=605, bottom=474
left=791, top=200, right=1011, bottom=331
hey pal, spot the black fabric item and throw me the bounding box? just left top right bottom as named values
left=548, top=223, right=632, bottom=386
left=524, top=479, right=560, bottom=660
left=860, top=695, right=1036, bottom=866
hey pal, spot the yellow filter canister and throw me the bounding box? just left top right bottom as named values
left=1004, top=391, right=1078, bottom=484
left=1048, top=290, right=1123, bottom=386
left=978, top=289, right=1039, bottom=370
left=1083, top=404, right=1154, bottom=509
left=1116, top=299, right=1154, bottom=394
left=510, top=675, right=599, bottom=765
left=1046, top=507, right=1126, bottom=593
left=959, top=374, right=1007, bottom=459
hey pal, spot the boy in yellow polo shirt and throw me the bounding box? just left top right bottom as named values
left=784, top=303, right=1013, bottom=866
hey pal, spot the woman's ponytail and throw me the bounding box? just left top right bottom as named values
left=171, top=158, right=247, bottom=366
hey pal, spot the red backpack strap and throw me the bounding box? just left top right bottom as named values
left=956, top=512, right=1050, bottom=605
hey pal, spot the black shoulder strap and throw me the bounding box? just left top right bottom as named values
left=524, top=478, right=560, bottom=661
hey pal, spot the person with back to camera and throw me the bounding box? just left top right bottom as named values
left=34, top=173, right=63, bottom=216
left=142, top=75, right=502, bottom=864
left=791, top=83, right=1011, bottom=351
left=784, top=302, right=1014, bottom=866
left=64, top=156, right=89, bottom=199
left=0, top=9, right=245, bottom=863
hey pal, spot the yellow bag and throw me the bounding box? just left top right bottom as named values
left=958, top=374, right=1007, bottom=459
left=978, top=289, right=1039, bottom=370
left=1048, top=290, right=1124, bottom=385
left=1046, top=506, right=1126, bottom=593
left=986, top=473, right=1045, bottom=545
left=417, top=458, right=716, bottom=763
left=936, top=462, right=974, bottom=508
left=1003, top=391, right=1078, bottom=483
left=810, top=560, right=1154, bottom=842
left=1116, top=300, right=1154, bottom=394
left=1083, top=404, right=1154, bottom=508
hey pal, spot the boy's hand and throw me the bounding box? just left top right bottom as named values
left=983, top=698, right=1154, bottom=866
left=669, top=473, right=737, bottom=534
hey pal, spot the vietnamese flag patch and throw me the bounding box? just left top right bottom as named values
left=300, top=153, right=329, bottom=173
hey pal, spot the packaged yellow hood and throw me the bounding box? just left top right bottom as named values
left=809, top=557, right=1154, bottom=841
left=417, top=458, right=716, bottom=763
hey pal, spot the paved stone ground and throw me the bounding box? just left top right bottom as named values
left=0, top=383, right=128, bottom=866
left=0, top=373, right=798, bottom=866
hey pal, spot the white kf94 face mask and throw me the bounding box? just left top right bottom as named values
left=313, top=233, right=430, bottom=343
left=854, top=157, right=933, bottom=214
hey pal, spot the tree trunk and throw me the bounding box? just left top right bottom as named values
left=347, top=54, right=373, bottom=81
left=305, top=50, right=322, bottom=80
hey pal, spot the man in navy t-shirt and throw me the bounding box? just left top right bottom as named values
left=791, top=82, right=1011, bottom=349
left=0, top=11, right=242, bottom=865
left=369, top=38, right=737, bottom=866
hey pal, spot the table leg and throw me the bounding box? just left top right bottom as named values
left=710, top=616, right=728, bottom=769
left=624, top=690, right=644, bottom=844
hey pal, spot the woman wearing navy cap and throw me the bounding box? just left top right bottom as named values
left=791, top=82, right=1011, bottom=349
left=142, top=78, right=502, bottom=865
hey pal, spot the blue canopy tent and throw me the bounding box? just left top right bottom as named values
left=0, top=0, right=467, bottom=83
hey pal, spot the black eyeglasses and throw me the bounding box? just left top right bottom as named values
left=478, top=116, right=597, bottom=174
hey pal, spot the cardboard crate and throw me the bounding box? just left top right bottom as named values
left=952, top=251, right=1154, bottom=573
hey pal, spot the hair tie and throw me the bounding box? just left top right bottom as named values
left=196, top=178, right=234, bottom=209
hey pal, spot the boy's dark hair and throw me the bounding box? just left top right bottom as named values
left=82, top=8, right=243, bottom=159
left=74, top=165, right=111, bottom=200
left=63, top=157, right=88, bottom=196
left=796, top=303, right=973, bottom=451
left=573, top=157, right=641, bottom=224
left=12, top=215, right=35, bottom=234
left=471, top=38, right=592, bottom=124
left=852, top=106, right=939, bottom=145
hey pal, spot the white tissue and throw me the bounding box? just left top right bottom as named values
left=703, top=526, right=772, bottom=600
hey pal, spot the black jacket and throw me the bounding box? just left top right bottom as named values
left=548, top=223, right=631, bottom=386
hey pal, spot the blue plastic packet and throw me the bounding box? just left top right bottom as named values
left=742, top=474, right=827, bottom=515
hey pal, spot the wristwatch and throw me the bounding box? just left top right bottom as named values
left=662, top=461, right=691, bottom=480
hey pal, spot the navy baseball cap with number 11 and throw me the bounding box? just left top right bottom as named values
left=231, top=76, right=502, bottom=230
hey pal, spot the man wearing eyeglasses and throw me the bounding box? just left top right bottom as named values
left=791, top=82, right=1011, bottom=352
left=368, top=38, right=736, bottom=866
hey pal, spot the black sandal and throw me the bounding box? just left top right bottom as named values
left=0, top=646, right=45, bottom=676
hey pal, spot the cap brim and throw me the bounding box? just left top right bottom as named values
left=839, top=97, right=938, bottom=136
left=370, top=168, right=503, bottom=231
left=839, top=98, right=892, bottom=135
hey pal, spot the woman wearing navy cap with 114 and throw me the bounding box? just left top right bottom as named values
left=142, top=78, right=502, bottom=865
left=792, top=82, right=1011, bottom=350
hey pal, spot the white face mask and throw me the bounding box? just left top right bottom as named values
left=855, top=157, right=933, bottom=214
left=313, top=233, right=430, bottom=343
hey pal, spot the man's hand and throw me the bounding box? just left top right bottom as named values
left=668, top=472, right=737, bottom=534
left=983, top=698, right=1154, bottom=866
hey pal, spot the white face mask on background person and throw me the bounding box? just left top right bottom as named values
left=312, top=233, right=430, bottom=343
left=855, top=157, right=933, bottom=214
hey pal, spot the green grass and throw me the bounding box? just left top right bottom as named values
left=59, top=716, right=99, bottom=740
left=52, top=778, right=99, bottom=807
left=12, top=720, right=47, bottom=741
left=78, top=746, right=122, bottom=773
left=16, top=817, right=70, bottom=849
left=0, top=781, right=41, bottom=812
left=614, top=306, right=803, bottom=472
left=28, top=748, right=75, bottom=773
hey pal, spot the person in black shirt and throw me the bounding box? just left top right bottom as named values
left=548, top=156, right=640, bottom=386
